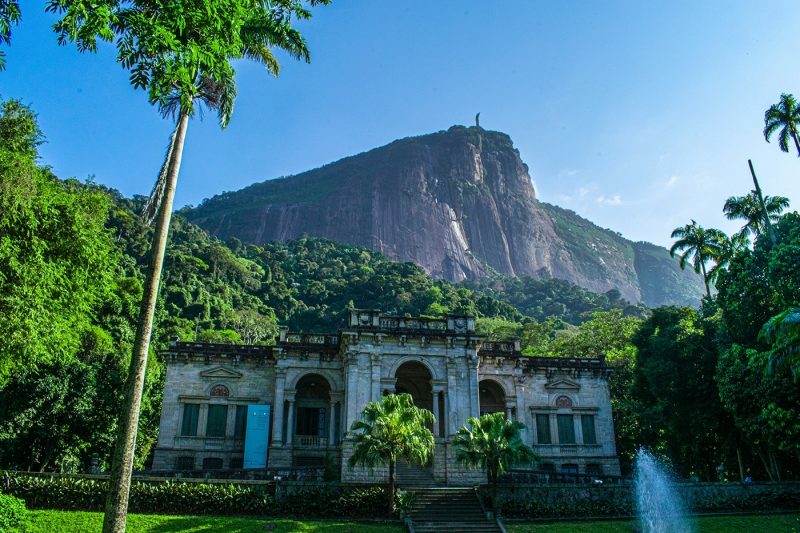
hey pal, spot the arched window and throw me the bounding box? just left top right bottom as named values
left=555, top=395, right=573, bottom=408
left=210, top=384, right=230, bottom=398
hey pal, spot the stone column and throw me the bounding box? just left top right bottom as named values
left=197, top=404, right=208, bottom=437
left=328, top=398, right=338, bottom=445
left=440, top=390, right=448, bottom=437
left=505, top=404, right=514, bottom=420
left=370, top=353, right=382, bottom=402
left=225, top=404, right=237, bottom=438
left=431, top=389, right=441, bottom=438
left=286, top=393, right=296, bottom=445
left=468, top=354, right=480, bottom=419
left=343, top=351, right=361, bottom=434
left=271, top=368, right=287, bottom=446
left=446, top=358, right=459, bottom=436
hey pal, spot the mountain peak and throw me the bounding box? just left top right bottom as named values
left=186, top=128, right=704, bottom=306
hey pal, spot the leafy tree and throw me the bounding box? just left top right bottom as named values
left=348, top=394, right=434, bottom=510
left=723, top=192, right=789, bottom=241
left=632, top=307, right=731, bottom=479
left=0, top=0, right=20, bottom=70
left=669, top=220, right=725, bottom=298
left=716, top=213, right=800, bottom=347
left=0, top=100, right=118, bottom=384
left=716, top=345, right=800, bottom=480
left=48, top=1, right=328, bottom=529
left=759, top=308, right=800, bottom=380
left=764, top=93, right=800, bottom=157
left=453, top=413, right=536, bottom=508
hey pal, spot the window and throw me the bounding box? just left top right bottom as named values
left=586, top=464, right=603, bottom=476
left=557, top=414, right=575, bottom=444
left=539, top=463, right=555, bottom=472
left=536, top=414, right=552, bottom=444
left=581, top=415, right=597, bottom=445
left=562, top=463, right=578, bottom=474
left=229, top=457, right=243, bottom=469
left=210, top=384, right=230, bottom=397
left=234, top=405, right=248, bottom=439
left=176, top=456, right=195, bottom=470
left=181, top=404, right=200, bottom=436
left=296, top=407, right=326, bottom=437
left=202, top=457, right=224, bottom=470
left=206, top=405, right=228, bottom=438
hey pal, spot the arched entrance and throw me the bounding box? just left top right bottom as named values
left=394, top=361, right=433, bottom=411
left=294, top=374, right=331, bottom=446
left=479, top=379, right=506, bottom=416
left=393, top=361, right=436, bottom=486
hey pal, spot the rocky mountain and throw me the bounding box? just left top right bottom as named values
left=185, top=126, right=704, bottom=307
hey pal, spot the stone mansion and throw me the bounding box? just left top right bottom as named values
left=152, top=309, right=620, bottom=484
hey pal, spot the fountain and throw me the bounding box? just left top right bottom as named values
left=634, top=449, right=693, bottom=533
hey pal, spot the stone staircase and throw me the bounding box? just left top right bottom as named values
left=405, top=488, right=500, bottom=532
left=396, top=461, right=439, bottom=487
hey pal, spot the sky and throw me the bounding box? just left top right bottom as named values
left=2, top=1, right=800, bottom=248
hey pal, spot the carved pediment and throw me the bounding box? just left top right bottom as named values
left=200, top=366, right=243, bottom=379
left=544, top=378, right=580, bottom=391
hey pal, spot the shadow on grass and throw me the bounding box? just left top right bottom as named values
left=145, top=516, right=395, bottom=533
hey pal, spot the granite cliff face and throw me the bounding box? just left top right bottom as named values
left=186, top=126, right=704, bottom=306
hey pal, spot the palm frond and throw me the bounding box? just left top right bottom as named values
left=142, top=126, right=178, bottom=224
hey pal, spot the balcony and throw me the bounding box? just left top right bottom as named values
left=294, top=435, right=330, bottom=448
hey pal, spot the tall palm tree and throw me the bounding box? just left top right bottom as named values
left=348, top=393, right=435, bottom=510
left=49, top=1, right=327, bottom=531
left=723, top=192, right=790, bottom=241
left=707, top=232, right=748, bottom=285
left=670, top=220, right=726, bottom=298
left=454, top=413, right=536, bottom=509
left=764, top=93, right=800, bottom=157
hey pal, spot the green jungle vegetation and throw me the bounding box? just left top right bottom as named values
left=0, top=96, right=799, bottom=484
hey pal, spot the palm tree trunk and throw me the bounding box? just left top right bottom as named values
left=793, top=132, right=800, bottom=158
left=748, top=160, right=777, bottom=245
left=700, top=261, right=711, bottom=298
left=102, top=111, right=190, bottom=533
left=736, top=446, right=744, bottom=483
left=388, top=459, right=395, bottom=513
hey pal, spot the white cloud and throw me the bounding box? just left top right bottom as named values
left=665, top=175, right=680, bottom=188
left=596, top=194, right=623, bottom=206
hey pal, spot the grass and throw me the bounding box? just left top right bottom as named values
left=507, top=513, right=800, bottom=532
left=24, top=510, right=404, bottom=533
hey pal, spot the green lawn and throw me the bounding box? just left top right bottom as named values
left=24, top=511, right=404, bottom=532
left=507, top=513, right=800, bottom=532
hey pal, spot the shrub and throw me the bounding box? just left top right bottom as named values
left=0, top=472, right=389, bottom=518
left=0, top=493, right=29, bottom=532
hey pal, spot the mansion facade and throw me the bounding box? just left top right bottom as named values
left=152, top=309, right=621, bottom=484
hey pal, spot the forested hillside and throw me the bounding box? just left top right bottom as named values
left=0, top=99, right=637, bottom=473
left=3, top=99, right=797, bottom=482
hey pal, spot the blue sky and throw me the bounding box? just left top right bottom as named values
left=2, top=1, right=799, bottom=247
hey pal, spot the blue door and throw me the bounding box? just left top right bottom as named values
left=243, top=404, right=270, bottom=469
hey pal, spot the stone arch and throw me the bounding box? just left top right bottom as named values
left=554, top=394, right=576, bottom=408
left=293, top=373, right=332, bottom=440
left=206, top=382, right=236, bottom=398
left=288, top=368, right=342, bottom=392
left=394, top=360, right=434, bottom=412
left=479, top=379, right=506, bottom=416
left=388, top=356, right=439, bottom=382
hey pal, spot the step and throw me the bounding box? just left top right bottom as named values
left=414, top=520, right=500, bottom=533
